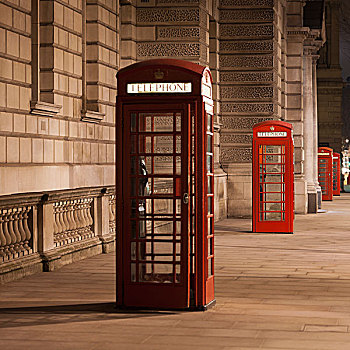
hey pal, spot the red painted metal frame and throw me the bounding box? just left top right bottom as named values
left=252, top=121, right=294, bottom=233
left=318, top=147, right=333, bottom=201
left=116, top=59, right=215, bottom=310
left=333, top=152, right=341, bottom=196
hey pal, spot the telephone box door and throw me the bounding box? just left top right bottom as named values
left=253, top=121, right=294, bottom=233
left=333, top=152, right=341, bottom=196
left=120, top=103, right=190, bottom=309
left=318, top=147, right=333, bottom=201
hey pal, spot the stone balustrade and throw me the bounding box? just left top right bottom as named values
left=0, top=186, right=115, bottom=284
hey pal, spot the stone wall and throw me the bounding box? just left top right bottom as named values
left=219, top=0, right=283, bottom=217
left=0, top=0, right=117, bottom=196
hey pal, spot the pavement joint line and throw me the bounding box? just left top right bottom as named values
left=215, top=244, right=350, bottom=255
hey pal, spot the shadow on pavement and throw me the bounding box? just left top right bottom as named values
left=0, top=302, right=178, bottom=328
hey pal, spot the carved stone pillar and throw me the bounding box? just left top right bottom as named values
left=312, top=55, right=322, bottom=209
left=303, top=47, right=317, bottom=213
left=286, top=29, right=308, bottom=214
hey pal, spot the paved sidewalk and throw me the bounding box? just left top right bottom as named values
left=2, top=195, right=350, bottom=349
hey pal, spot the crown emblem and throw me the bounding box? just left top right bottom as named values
left=270, top=126, right=275, bottom=131
left=154, top=69, right=164, bottom=80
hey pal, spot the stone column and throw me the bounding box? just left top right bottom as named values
left=312, top=55, right=322, bottom=209
left=303, top=48, right=317, bottom=213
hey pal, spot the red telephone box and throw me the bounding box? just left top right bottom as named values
left=333, top=152, right=341, bottom=196
left=252, top=121, right=294, bottom=233
left=318, top=147, right=333, bottom=201
left=116, top=59, right=215, bottom=310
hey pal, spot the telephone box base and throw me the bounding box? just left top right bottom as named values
left=115, top=299, right=216, bottom=312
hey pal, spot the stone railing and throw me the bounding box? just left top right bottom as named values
left=0, top=186, right=115, bottom=284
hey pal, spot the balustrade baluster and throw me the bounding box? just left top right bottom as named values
left=72, top=200, right=80, bottom=238
left=22, top=207, right=32, bottom=252
left=3, top=210, right=15, bottom=254
left=17, top=208, right=28, bottom=252
left=0, top=211, right=7, bottom=257
left=59, top=202, right=67, bottom=240
left=12, top=208, right=24, bottom=252
left=87, top=199, right=93, bottom=227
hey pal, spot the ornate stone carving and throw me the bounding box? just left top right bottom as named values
left=219, top=40, right=273, bottom=52
left=220, top=55, right=273, bottom=68
left=220, top=71, right=273, bottom=83
left=221, top=103, right=274, bottom=114
left=220, top=24, right=273, bottom=38
left=220, top=86, right=273, bottom=100
left=220, top=0, right=273, bottom=7
left=137, top=43, right=200, bottom=57
left=158, top=27, right=200, bottom=39
left=222, top=116, right=271, bottom=130
left=220, top=134, right=252, bottom=144
left=137, top=8, right=200, bottom=23
left=221, top=147, right=252, bottom=163
left=219, top=9, right=273, bottom=22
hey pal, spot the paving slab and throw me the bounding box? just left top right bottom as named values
left=2, top=194, right=350, bottom=349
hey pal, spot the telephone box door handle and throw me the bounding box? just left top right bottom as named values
left=183, top=193, right=189, bottom=204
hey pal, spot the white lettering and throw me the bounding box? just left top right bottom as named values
left=257, top=131, right=287, bottom=138
left=127, top=82, right=192, bottom=94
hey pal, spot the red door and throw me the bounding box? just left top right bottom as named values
left=318, top=147, right=333, bottom=201
left=121, top=103, right=190, bottom=309
left=333, top=152, right=341, bottom=196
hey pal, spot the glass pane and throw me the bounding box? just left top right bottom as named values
left=154, top=156, right=173, bottom=174
left=130, top=156, right=137, bottom=175
left=131, top=263, right=136, bottom=282
left=154, top=135, right=173, bottom=154
left=154, top=220, right=173, bottom=235
left=208, top=217, right=213, bottom=235
left=208, top=176, right=212, bottom=194
left=207, top=134, right=212, bottom=153
left=264, top=212, right=282, bottom=221
left=153, top=198, right=173, bottom=215
left=207, top=114, right=212, bottom=132
left=176, top=113, right=181, bottom=131
left=139, top=219, right=146, bottom=238
left=130, top=113, right=136, bottom=132
left=264, top=202, right=282, bottom=211
left=131, top=242, right=136, bottom=260
left=139, top=263, right=173, bottom=283
left=263, top=192, right=282, bottom=202
left=208, top=197, right=213, bottom=214
left=153, top=178, right=173, bottom=195
left=207, top=155, right=212, bottom=173
left=131, top=219, right=136, bottom=238
left=154, top=115, right=173, bottom=132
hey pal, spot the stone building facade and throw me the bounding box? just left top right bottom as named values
left=0, top=0, right=328, bottom=282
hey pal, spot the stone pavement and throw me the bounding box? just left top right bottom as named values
left=2, top=195, right=350, bottom=349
